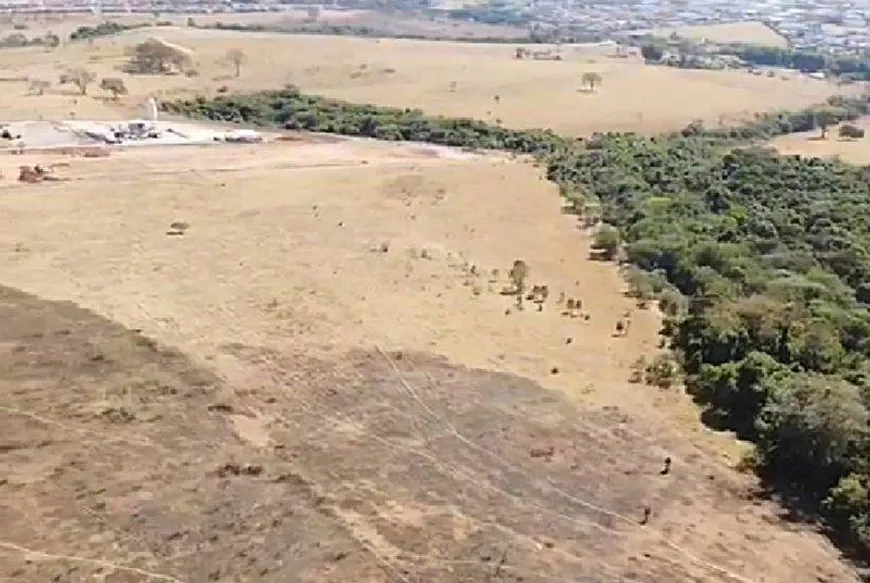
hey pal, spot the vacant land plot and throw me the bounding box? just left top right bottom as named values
left=0, top=26, right=841, bottom=135
left=641, top=21, right=788, bottom=48
left=768, top=117, right=870, bottom=165
left=0, top=136, right=860, bottom=582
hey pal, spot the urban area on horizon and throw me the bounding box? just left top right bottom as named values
left=0, top=0, right=867, bottom=55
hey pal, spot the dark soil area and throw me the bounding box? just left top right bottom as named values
left=0, top=285, right=856, bottom=582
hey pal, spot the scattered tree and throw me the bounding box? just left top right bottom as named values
left=814, top=107, right=839, bottom=139
left=59, top=68, right=96, bottom=95
left=225, top=48, right=247, bottom=78
left=27, top=78, right=50, bottom=96
left=508, top=260, right=529, bottom=302
left=581, top=71, right=603, bottom=92
left=100, top=77, right=128, bottom=100
left=125, top=39, right=192, bottom=75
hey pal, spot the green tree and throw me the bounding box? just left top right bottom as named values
left=580, top=71, right=603, bottom=92
left=755, top=374, right=868, bottom=488
left=640, top=43, right=664, bottom=62
left=592, top=225, right=620, bottom=260
left=225, top=48, right=247, bottom=78
left=59, top=68, right=96, bottom=95
left=100, top=77, right=128, bottom=100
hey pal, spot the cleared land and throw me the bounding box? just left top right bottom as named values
left=0, top=25, right=843, bottom=135
left=640, top=21, right=788, bottom=48
left=0, top=135, right=861, bottom=582
left=768, top=117, right=870, bottom=165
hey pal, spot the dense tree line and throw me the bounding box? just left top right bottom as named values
left=636, top=35, right=870, bottom=82
left=68, top=21, right=149, bottom=42
left=164, top=87, right=870, bottom=554
left=721, top=44, right=870, bottom=81
left=191, top=20, right=597, bottom=44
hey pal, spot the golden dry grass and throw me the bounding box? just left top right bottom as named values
left=642, top=21, right=789, bottom=48
left=768, top=117, right=870, bottom=164
left=0, top=24, right=844, bottom=135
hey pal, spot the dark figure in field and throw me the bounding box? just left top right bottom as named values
left=640, top=505, right=651, bottom=525
left=660, top=456, right=672, bottom=475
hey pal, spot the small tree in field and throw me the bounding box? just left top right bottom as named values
left=581, top=71, right=603, bottom=92
left=814, top=108, right=839, bottom=139
left=508, top=260, right=529, bottom=307
left=28, top=78, right=50, bottom=95
left=839, top=123, right=865, bottom=140
left=59, top=68, right=96, bottom=95
left=100, top=77, right=128, bottom=100
left=225, top=48, right=247, bottom=77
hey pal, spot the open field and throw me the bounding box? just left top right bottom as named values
left=768, top=117, right=870, bottom=165
left=0, top=25, right=844, bottom=135
left=0, top=135, right=862, bottom=582
left=638, top=21, right=789, bottom=48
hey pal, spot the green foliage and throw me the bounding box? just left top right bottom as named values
left=839, top=123, right=865, bottom=139
left=645, top=354, right=678, bottom=388
left=640, top=43, right=664, bottom=62
left=722, top=43, right=870, bottom=81
left=592, top=225, right=620, bottom=260
left=68, top=21, right=148, bottom=42
left=167, top=87, right=870, bottom=554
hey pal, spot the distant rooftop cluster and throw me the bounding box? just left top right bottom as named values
left=0, top=0, right=868, bottom=56
left=524, top=0, right=870, bottom=55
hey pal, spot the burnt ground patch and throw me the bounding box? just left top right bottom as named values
left=0, top=285, right=843, bottom=582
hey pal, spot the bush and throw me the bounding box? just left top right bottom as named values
left=839, top=123, right=865, bottom=139
left=645, top=354, right=678, bottom=388
left=592, top=225, right=620, bottom=260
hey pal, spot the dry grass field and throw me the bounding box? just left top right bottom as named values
left=640, top=21, right=789, bottom=48
left=769, top=117, right=870, bottom=165
left=0, top=14, right=865, bottom=583
left=0, top=23, right=844, bottom=135
left=0, top=135, right=862, bottom=582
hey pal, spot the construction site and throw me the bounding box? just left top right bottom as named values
left=0, top=116, right=263, bottom=155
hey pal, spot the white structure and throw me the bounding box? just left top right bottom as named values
left=142, top=97, right=158, bottom=122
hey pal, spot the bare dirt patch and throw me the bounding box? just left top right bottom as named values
left=768, top=117, right=870, bottom=165
left=0, top=286, right=859, bottom=582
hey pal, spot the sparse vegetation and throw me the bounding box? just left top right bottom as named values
left=59, top=68, right=97, bottom=95
left=225, top=48, right=248, bottom=78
